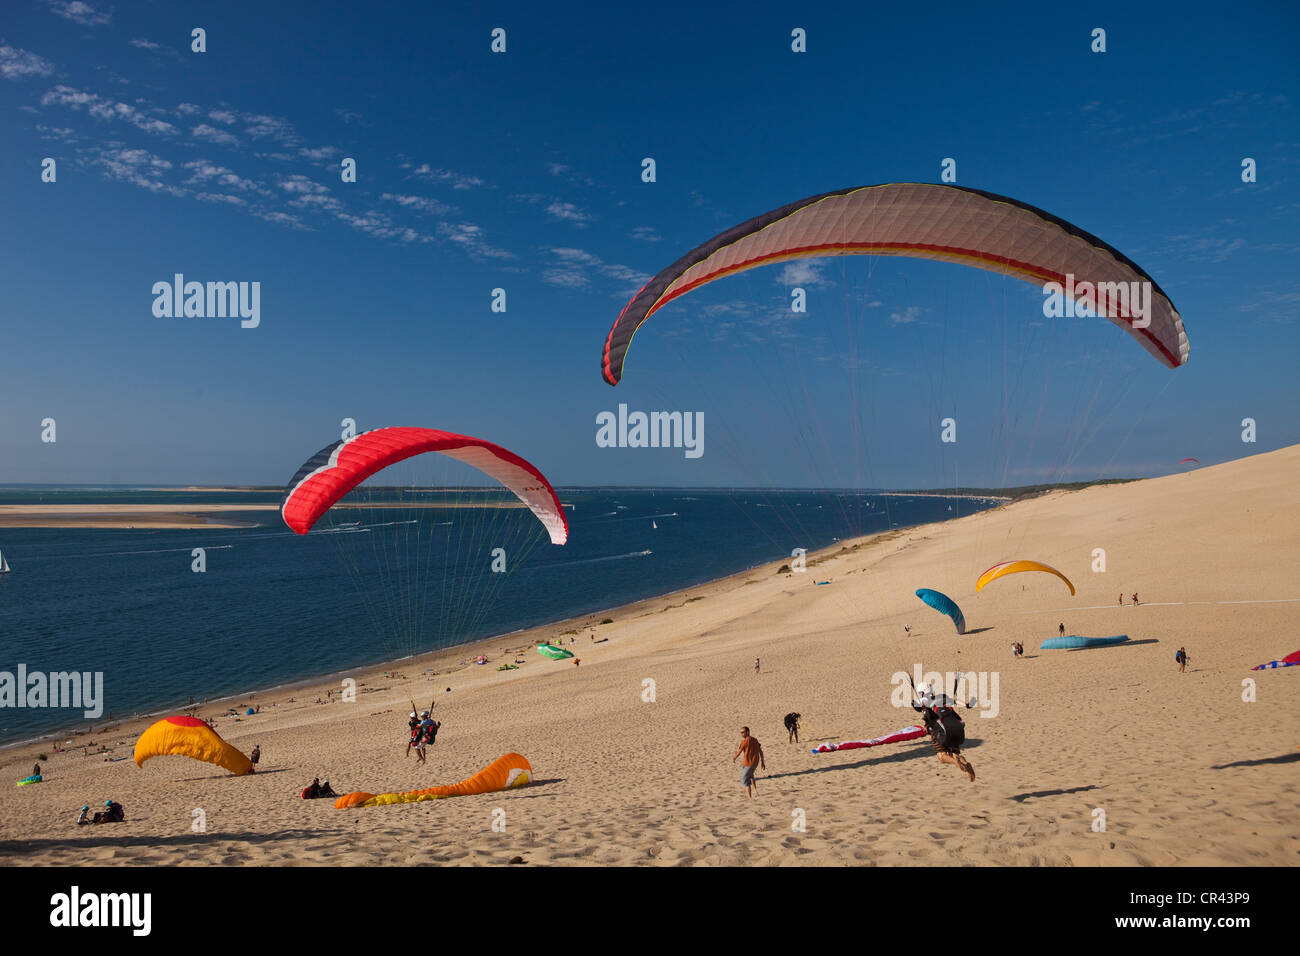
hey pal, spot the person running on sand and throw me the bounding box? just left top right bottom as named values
left=1176, top=647, right=1190, bottom=672
left=911, top=682, right=975, bottom=782
left=1132, top=593, right=1139, bottom=605
left=733, top=727, right=766, bottom=797
left=784, top=713, right=801, bottom=744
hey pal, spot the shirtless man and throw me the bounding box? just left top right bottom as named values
left=733, top=727, right=766, bottom=797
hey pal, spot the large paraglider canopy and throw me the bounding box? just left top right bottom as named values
left=133, top=715, right=252, bottom=776
left=915, top=588, right=967, bottom=634
left=976, top=560, right=1075, bottom=596
left=602, top=182, right=1189, bottom=385
left=281, top=426, right=568, bottom=545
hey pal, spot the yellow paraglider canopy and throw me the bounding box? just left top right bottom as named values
left=976, top=560, right=1075, bottom=596
left=133, top=715, right=252, bottom=776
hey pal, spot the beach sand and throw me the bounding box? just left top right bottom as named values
left=2, top=446, right=1297, bottom=866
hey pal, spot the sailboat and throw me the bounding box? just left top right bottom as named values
left=652, top=520, right=658, bottom=530
left=0, top=548, right=9, bottom=574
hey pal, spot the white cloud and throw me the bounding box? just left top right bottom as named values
left=43, top=1, right=111, bottom=26
left=0, top=46, right=55, bottom=80
left=406, top=164, right=486, bottom=189
left=546, top=200, right=591, bottom=225
left=890, top=306, right=922, bottom=326
left=775, top=259, right=830, bottom=288
left=41, top=85, right=177, bottom=135
left=93, top=146, right=183, bottom=196
left=192, top=123, right=239, bottom=146
left=381, top=193, right=454, bottom=216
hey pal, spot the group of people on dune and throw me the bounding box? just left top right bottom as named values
left=734, top=679, right=976, bottom=798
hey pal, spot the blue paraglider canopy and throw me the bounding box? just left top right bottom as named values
left=915, top=588, right=966, bottom=634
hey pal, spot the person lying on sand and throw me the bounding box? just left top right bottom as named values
left=733, top=727, right=765, bottom=797
left=911, top=682, right=975, bottom=782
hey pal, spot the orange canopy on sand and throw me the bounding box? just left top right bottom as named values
left=336, top=752, right=532, bottom=808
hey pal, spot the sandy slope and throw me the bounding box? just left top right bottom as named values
left=3, top=446, right=1297, bottom=866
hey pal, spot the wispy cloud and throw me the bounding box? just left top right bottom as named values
left=382, top=193, right=455, bottom=217
left=543, top=247, right=647, bottom=292
left=94, top=146, right=183, bottom=196
left=406, top=164, right=486, bottom=189
left=546, top=200, right=591, bottom=225
left=437, top=221, right=514, bottom=259
left=0, top=46, right=55, bottom=80
left=890, top=305, right=922, bottom=326
left=192, top=123, right=239, bottom=146
left=775, top=259, right=831, bottom=288
left=42, top=84, right=178, bottom=135
left=43, top=0, right=112, bottom=27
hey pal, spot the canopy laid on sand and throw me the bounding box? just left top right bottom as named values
left=601, top=182, right=1190, bottom=385
left=1252, top=650, right=1300, bottom=670
left=915, top=588, right=967, bottom=634
left=133, top=715, right=252, bottom=776
left=811, top=725, right=927, bottom=754
left=976, top=560, right=1075, bottom=596
left=536, top=643, right=574, bottom=660
left=335, top=753, right=532, bottom=808
left=1040, top=634, right=1129, bottom=650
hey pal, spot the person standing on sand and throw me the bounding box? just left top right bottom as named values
left=249, top=745, right=260, bottom=772
left=754, top=658, right=761, bottom=675
left=1132, top=593, right=1139, bottom=605
left=405, top=711, right=420, bottom=757
left=1118, top=594, right=1123, bottom=606
left=1176, top=647, right=1190, bottom=672
left=1058, top=623, right=1065, bottom=637
left=733, top=727, right=765, bottom=797
left=784, top=713, right=801, bottom=744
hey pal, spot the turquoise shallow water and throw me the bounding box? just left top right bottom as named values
left=0, top=487, right=997, bottom=743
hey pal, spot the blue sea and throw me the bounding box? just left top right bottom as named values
left=0, top=487, right=999, bottom=744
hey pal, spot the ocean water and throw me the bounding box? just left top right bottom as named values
left=0, top=488, right=998, bottom=743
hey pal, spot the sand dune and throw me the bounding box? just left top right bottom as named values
left=3, top=446, right=1297, bottom=866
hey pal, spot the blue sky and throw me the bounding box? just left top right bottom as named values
left=1, top=0, right=1296, bottom=489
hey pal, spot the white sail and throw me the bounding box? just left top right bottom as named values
left=0, top=549, right=8, bottom=573
left=652, top=520, right=657, bottom=530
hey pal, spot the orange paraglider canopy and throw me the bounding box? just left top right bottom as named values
left=133, top=715, right=253, bottom=776
left=336, top=752, right=532, bottom=808
left=976, top=560, right=1075, bottom=596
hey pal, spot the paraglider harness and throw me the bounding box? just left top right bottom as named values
left=909, top=675, right=966, bottom=754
